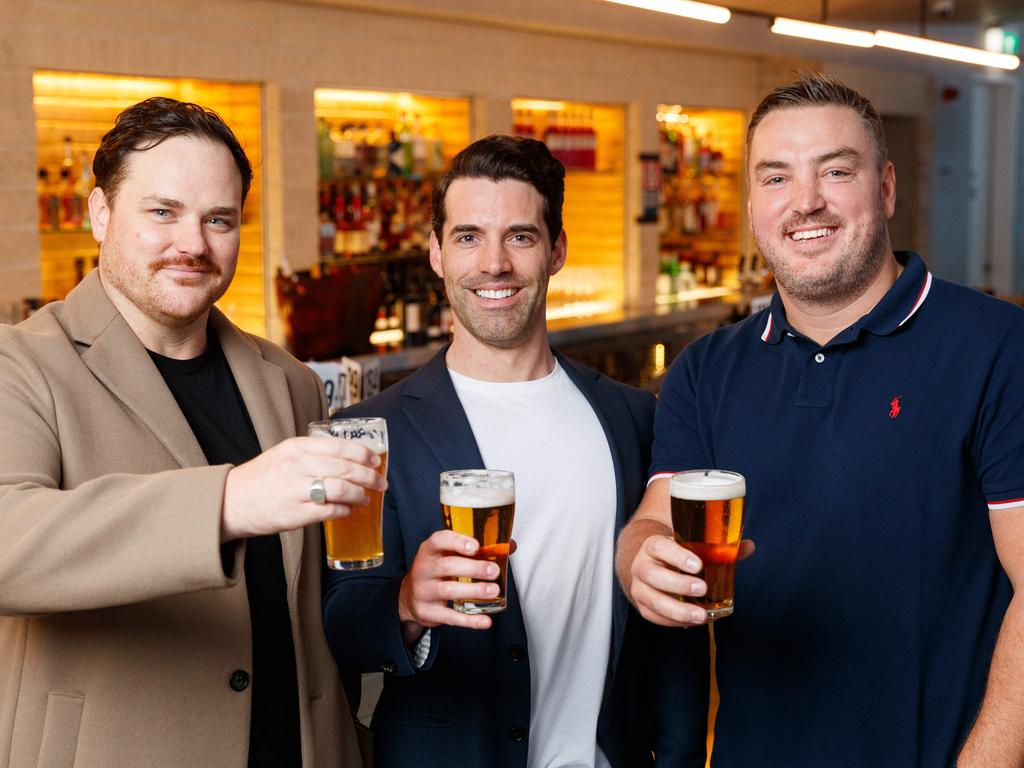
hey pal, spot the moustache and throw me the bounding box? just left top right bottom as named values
left=151, top=257, right=219, bottom=274
left=781, top=213, right=842, bottom=233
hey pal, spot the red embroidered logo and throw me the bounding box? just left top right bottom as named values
left=889, top=395, right=903, bottom=419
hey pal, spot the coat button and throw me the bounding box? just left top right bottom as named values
left=381, top=660, right=397, bottom=674
left=509, top=725, right=527, bottom=742
left=509, top=645, right=526, bottom=662
left=228, top=669, right=249, bottom=692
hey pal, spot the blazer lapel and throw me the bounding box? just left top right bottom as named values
left=557, top=352, right=636, bottom=676
left=396, top=350, right=531, bottom=621
left=67, top=272, right=207, bottom=469
left=399, top=349, right=484, bottom=471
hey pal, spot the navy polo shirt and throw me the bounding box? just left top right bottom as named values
left=651, top=252, right=1024, bottom=767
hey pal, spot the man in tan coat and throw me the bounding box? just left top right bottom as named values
left=0, top=98, right=382, bottom=768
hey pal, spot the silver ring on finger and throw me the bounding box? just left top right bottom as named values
left=309, top=477, right=327, bottom=505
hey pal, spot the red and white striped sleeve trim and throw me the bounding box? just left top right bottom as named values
left=988, top=497, right=1024, bottom=511
left=647, top=472, right=676, bottom=486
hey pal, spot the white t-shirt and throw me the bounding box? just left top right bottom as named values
left=450, top=362, right=616, bottom=768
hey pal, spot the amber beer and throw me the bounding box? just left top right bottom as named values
left=670, top=470, right=746, bottom=619
left=440, top=470, right=515, bottom=614
left=308, top=418, right=388, bottom=570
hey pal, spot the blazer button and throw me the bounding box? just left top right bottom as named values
left=508, top=645, right=526, bottom=662
left=228, top=669, right=250, bottom=692
left=381, top=660, right=397, bottom=674
left=508, top=725, right=527, bottom=742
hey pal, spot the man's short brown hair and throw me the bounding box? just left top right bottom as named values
left=93, top=96, right=253, bottom=205
left=747, top=71, right=888, bottom=170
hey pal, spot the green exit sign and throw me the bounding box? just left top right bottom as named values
left=986, top=27, right=1020, bottom=55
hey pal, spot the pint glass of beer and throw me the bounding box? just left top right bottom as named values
left=670, top=469, right=746, bottom=620
left=440, top=470, right=515, bottom=614
left=308, top=418, right=388, bottom=570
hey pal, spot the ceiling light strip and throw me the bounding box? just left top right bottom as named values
left=874, top=30, right=1020, bottom=70
left=602, top=0, right=730, bottom=25
left=770, top=17, right=875, bottom=48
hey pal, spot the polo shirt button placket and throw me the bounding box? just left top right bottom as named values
left=814, top=352, right=826, bottom=363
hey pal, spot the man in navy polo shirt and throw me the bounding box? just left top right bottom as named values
left=616, top=72, right=1024, bottom=767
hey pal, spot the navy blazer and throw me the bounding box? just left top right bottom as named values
left=323, top=347, right=658, bottom=768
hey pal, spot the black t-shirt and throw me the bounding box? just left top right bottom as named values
left=149, top=331, right=301, bottom=768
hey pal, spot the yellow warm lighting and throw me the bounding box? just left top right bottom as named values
left=546, top=300, right=618, bottom=321
left=513, top=99, right=568, bottom=112
left=601, top=0, right=730, bottom=25
left=33, top=72, right=178, bottom=95
left=316, top=89, right=408, bottom=106
left=874, top=29, right=1020, bottom=70
left=368, top=328, right=404, bottom=346
left=771, top=17, right=875, bottom=48
left=653, top=343, right=666, bottom=376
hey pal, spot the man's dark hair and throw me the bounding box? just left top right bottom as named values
left=93, top=96, right=253, bottom=205
left=431, top=135, right=565, bottom=247
left=747, top=71, right=888, bottom=170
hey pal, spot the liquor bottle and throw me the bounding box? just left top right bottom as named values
left=426, top=283, right=444, bottom=342
left=74, top=153, right=93, bottom=231
left=59, top=168, right=80, bottom=230
left=37, top=168, right=56, bottom=231
left=411, top=114, right=427, bottom=179
left=403, top=270, right=425, bottom=347
left=317, top=118, right=334, bottom=181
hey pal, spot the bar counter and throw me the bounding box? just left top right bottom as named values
left=350, top=286, right=771, bottom=392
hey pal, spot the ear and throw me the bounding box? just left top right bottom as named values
left=429, top=230, right=443, bottom=278
left=549, top=230, right=567, bottom=276
left=88, top=187, right=110, bottom=244
left=881, top=161, right=896, bottom=220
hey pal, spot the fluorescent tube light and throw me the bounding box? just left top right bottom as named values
left=771, top=17, right=875, bottom=48
left=602, top=0, right=730, bottom=25
left=874, top=30, right=1020, bottom=70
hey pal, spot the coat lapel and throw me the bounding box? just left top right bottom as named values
left=67, top=272, right=208, bottom=469
left=214, top=311, right=305, bottom=588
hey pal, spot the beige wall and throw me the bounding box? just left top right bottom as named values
left=0, top=0, right=932, bottom=341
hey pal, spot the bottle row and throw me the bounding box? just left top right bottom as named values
left=318, top=177, right=434, bottom=258
left=371, top=264, right=454, bottom=352
left=658, top=121, right=726, bottom=178
left=658, top=176, right=728, bottom=238
left=316, top=114, right=447, bottom=182
left=511, top=109, right=600, bottom=171
left=38, top=136, right=94, bottom=232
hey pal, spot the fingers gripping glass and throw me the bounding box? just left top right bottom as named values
left=440, top=470, right=515, bottom=614
left=309, top=418, right=388, bottom=570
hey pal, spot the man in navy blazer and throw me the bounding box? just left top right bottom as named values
left=323, top=135, right=659, bottom=767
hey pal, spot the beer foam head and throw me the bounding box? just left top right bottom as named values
left=670, top=470, right=746, bottom=501
left=440, top=470, right=515, bottom=507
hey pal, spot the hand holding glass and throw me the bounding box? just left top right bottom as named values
left=308, top=418, right=388, bottom=570
left=670, top=469, right=746, bottom=620
left=440, top=470, right=515, bottom=614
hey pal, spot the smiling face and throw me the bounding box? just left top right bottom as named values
left=429, top=177, right=566, bottom=352
left=89, top=135, right=242, bottom=339
left=747, top=104, right=896, bottom=306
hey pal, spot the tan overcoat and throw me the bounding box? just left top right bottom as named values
left=0, top=272, right=363, bottom=768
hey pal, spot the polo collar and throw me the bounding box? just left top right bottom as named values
left=759, top=251, right=933, bottom=346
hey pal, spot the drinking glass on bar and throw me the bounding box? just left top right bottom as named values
left=440, top=469, right=515, bottom=614
left=670, top=469, right=746, bottom=620
left=308, top=417, right=388, bottom=570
